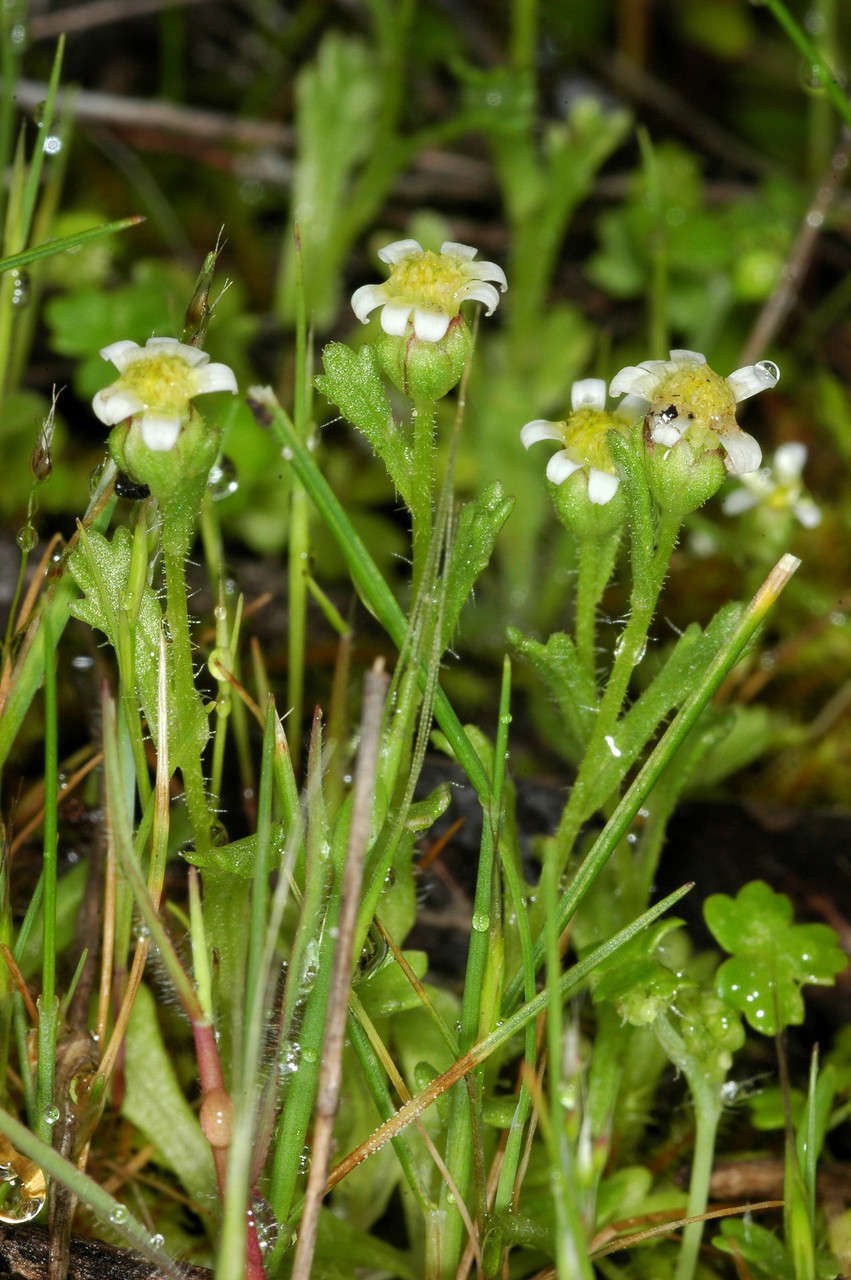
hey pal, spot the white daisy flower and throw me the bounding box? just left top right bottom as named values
left=722, top=441, right=821, bottom=528
left=609, top=348, right=779, bottom=475
left=92, top=337, right=238, bottom=452
left=521, top=378, right=622, bottom=505
left=351, top=239, right=507, bottom=343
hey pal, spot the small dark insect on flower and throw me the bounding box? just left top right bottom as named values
left=115, top=472, right=151, bottom=500
left=660, top=404, right=678, bottom=422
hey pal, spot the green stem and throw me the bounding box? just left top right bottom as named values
left=654, top=1015, right=722, bottom=1280
left=502, top=553, right=801, bottom=1011
left=552, top=510, right=681, bottom=871
left=287, top=478, right=309, bottom=773
left=762, top=0, right=851, bottom=129
left=411, top=398, right=436, bottom=597
left=510, top=0, right=538, bottom=72
left=162, top=541, right=211, bottom=858
left=36, top=607, right=58, bottom=1141
left=287, top=230, right=312, bottom=775
left=575, top=530, right=621, bottom=680
left=0, top=461, right=117, bottom=776
left=0, top=1105, right=183, bottom=1277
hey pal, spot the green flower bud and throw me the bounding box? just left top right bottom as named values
left=642, top=424, right=728, bottom=518
left=374, top=315, right=473, bottom=400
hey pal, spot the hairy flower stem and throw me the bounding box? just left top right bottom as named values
left=411, top=398, right=436, bottom=597
left=575, top=530, right=622, bottom=679
left=162, top=536, right=211, bottom=859
left=551, top=511, right=681, bottom=876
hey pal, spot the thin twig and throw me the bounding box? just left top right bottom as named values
left=602, top=51, right=775, bottom=176
left=29, top=0, right=213, bottom=40
left=8, top=750, right=103, bottom=859
left=10, top=78, right=292, bottom=148
left=739, top=127, right=851, bottom=365
left=290, top=659, right=389, bottom=1280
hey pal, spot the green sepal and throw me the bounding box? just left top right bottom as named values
left=443, top=481, right=514, bottom=646
left=705, top=880, right=847, bottom=1035
left=644, top=431, right=727, bottom=519
left=374, top=317, right=473, bottom=402
left=549, top=470, right=626, bottom=539
left=68, top=526, right=208, bottom=767
left=108, top=409, right=220, bottom=552
left=316, top=341, right=412, bottom=507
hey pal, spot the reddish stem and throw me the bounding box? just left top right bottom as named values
left=192, top=1019, right=267, bottom=1279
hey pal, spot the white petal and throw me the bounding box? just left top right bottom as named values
left=587, top=468, right=620, bottom=505
left=143, top=336, right=181, bottom=354
left=413, top=308, right=450, bottom=342
left=378, top=238, right=422, bottom=265
left=99, top=339, right=140, bottom=371
left=196, top=362, right=238, bottom=395
left=140, top=413, right=181, bottom=451
left=669, top=349, right=706, bottom=364
left=546, top=450, right=582, bottom=485
left=468, top=259, right=507, bottom=290
left=144, top=336, right=209, bottom=366
left=380, top=302, right=412, bottom=336
left=726, top=361, right=779, bottom=402
left=773, top=441, right=807, bottom=482
left=461, top=281, right=500, bottom=314
left=92, top=386, right=145, bottom=425
left=615, top=393, right=649, bottom=420
left=638, top=359, right=672, bottom=372
left=440, top=241, right=477, bottom=260
left=571, top=378, right=607, bottom=411
left=719, top=428, right=762, bottom=475
left=609, top=365, right=658, bottom=398
left=793, top=498, right=821, bottom=528
left=520, top=419, right=564, bottom=449
left=650, top=420, right=684, bottom=447
left=722, top=487, right=760, bottom=516
left=351, top=283, right=387, bottom=323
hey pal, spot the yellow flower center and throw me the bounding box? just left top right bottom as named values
left=387, top=250, right=470, bottom=314
left=564, top=408, right=623, bottom=470
left=118, top=354, right=200, bottom=415
left=650, top=364, right=737, bottom=438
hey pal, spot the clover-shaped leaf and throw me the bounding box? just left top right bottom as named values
left=704, top=880, right=847, bottom=1035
